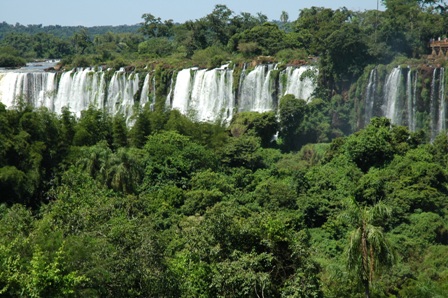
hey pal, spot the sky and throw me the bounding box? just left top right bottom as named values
left=0, top=0, right=385, bottom=27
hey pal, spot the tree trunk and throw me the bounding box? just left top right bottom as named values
left=362, top=223, right=370, bottom=298
left=364, top=278, right=370, bottom=298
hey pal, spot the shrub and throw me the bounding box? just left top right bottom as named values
left=0, top=54, right=26, bottom=68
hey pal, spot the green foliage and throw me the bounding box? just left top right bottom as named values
left=220, top=135, right=264, bottom=170
left=138, top=37, right=174, bottom=57
left=73, top=106, right=112, bottom=146
left=142, top=131, right=217, bottom=190
left=0, top=53, right=26, bottom=67
left=279, top=94, right=307, bottom=151
left=229, top=111, right=278, bottom=147
left=275, top=48, right=308, bottom=63
left=230, top=23, right=287, bottom=56
left=0, top=103, right=446, bottom=297
left=191, top=45, right=230, bottom=69
left=342, top=199, right=395, bottom=297
left=1, top=4, right=448, bottom=296
left=139, top=13, right=173, bottom=38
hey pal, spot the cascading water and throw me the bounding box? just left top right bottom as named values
left=364, top=68, right=377, bottom=126
left=281, top=65, right=315, bottom=102
left=0, top=71, right=56, bottom=109
left=405, top=68, right=415, bottom=131
left=171, top=68, right=195, bottom=115
left=1, top=63, right=318, bottom=126
left=412, top=72, right=418, bottom=132
left=170, top=66, right=234, bottom=122
left=360, top=66, right=448, bottom=139
left=238, top=64, right=276, bottom=112
left=430, top=68, right=438, bottom=141
left=54, top=68, right=106, bottom=116
left=104, top=70, right=139, bottom=121
left=140, top=73, right=150, bottom=108
left=151, top=75, right=156, bottom=110
left=437, top=68, right=446, bottom=134
left=383, top=67, right=402, bottom=125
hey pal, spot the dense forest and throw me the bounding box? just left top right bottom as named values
left=1, top=0, right=448, bottom=297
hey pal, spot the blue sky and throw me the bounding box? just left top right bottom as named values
left=1, top=0, right=384, bottom=27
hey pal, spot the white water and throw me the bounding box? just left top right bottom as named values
left=54, top=68, right=106, bottom=116
left=0, top=68, right=139, bottom=122
left=1, top=64, right=318, bottom=125
left=364, top=68, right=377, bottom=126
left=282, top=65, right=315, bottom=101
left=170, top=67, right=235, bottom=122
left=437, top=68, right=446, bottom=134
left=371, top=66, right=448, bottom=137
left=405, top=68, right=415, bottom=131
left=0, top=72, right=56, bottom=109
left=383, top=67, right=402, bottom=124
left=430, top=68, right=438, bottom=141
left=239, top=64, right=276, bottom=112
left=140, top=73, right=151, bottom=108
left=171, top=68, right=197, bottom=116
left=105, top=70, right=139, bottom=121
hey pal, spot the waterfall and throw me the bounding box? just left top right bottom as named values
left=105, top=70, right=139, bottom=121
left=0, top=72, right=56, bottom=109
left=171, top=68, right=195, bottom=115
left=282, top=65, right=315, bottom=102
left=237, top=63, right=248, bottom=105
left=438, top=68, right=446, bottom=134
left=239, top=64, right=276, bottom=112
left=165, top=75, right=174, bottom=110
left=383, top=67, right=402, bottom=124
left=191, top=68, right=234, bottom=122
left=54, top=68, right=106, bottom=116
left=139, top=72, right=158, bottom=111
left=1, top=64, right=317, bottom=125
left=151, top=75, right=156, bottom=110
left=140, top=73, right=150, bottom=107
left=406, top=68, right=414, bottom=130
left=430, top=68, right=438, bottom=141
left=170, top=67, right=234, bottom=122
left=364, top=68, right=377, bottom=126
left=412, top=72, right=418, bottom=132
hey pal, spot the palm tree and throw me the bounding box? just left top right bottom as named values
left=280, top=11, right=289, bottom=23
left=106, top=148, right=144, bottom=194
left=342, top=198, right=395, bottom=298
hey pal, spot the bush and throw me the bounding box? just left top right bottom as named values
left=275, top=48, right=308, bottom=63
left=191, top=46, right=230, bottom=69
left=0, top=54, right=26, bottom=68
left=71, top=55, right=93, bottom=68
left=138, top=37, right=174, bottom=58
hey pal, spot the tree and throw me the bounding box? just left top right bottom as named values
left=342, top=199, right=395, bottom=298
left=280, top=11, right=289, bottom=23
left=139, top=13, right=173, bottom=38
left=230, top=23, right=286, bottom=56
left=72, top=28, right=92, bottom=55
left=112, top=113, right=128, bottom=149
left=129, top=108, right=151, bottom=148
left=294, top=7, right=352, bottom=56
left=0, top=54, right=26, bottom=67
left=229, top=111, right=279, bottom=148
left=343, top=117, right=395, bottom=172
left=138, top=37, right=174, bottom=57
left=142, top=131, right=216, bottom=190
left=321, top=22, right=371, bottom=90
left=278, top=95, right=307, bottom=152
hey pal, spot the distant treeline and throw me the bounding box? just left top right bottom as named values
left=0, top=21, right=140, bottom=39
